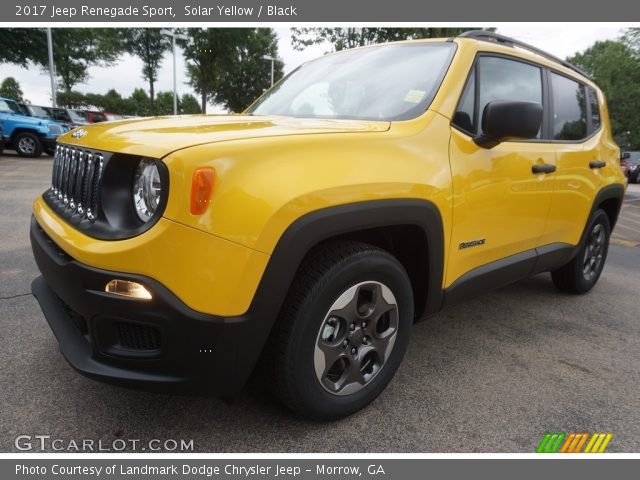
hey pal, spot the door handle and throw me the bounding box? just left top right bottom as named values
left=589, top=160, right=606, bottom=169
left=532, top=163, right=556, bottom=174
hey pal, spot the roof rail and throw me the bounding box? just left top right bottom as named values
left=458, top=30, right=592, bottom=80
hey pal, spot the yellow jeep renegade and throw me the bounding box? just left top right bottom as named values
left=31, top=31, right=626, bottom=420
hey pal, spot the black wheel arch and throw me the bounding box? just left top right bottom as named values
left=251, top=199, right=445, bottom=333
left=588, top=183, right=625, bottom=236
left=11, top=128, right=44, bottom=141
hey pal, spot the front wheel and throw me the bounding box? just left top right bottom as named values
left=551, top=209, right=611, bottom=294
left=264, top=241, right=414, bottom=421
left=14, top=132, right=43, bottom=158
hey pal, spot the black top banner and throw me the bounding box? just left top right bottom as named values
left=3, top=0, right=640, bottom=22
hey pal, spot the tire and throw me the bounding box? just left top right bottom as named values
left=14, top=132, right=43, bottom=158
left=636, top=171, right=640, bottom=184
left=551, top=209, right=611, bottom=294
left=263, top=241, right=414, bottom=421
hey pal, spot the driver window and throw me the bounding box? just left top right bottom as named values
left=454, top=56, right=542, bottom=137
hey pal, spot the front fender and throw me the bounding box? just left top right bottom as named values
left=161, top=110, right=453, bottom=256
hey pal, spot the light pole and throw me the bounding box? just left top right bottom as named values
left=161, top=29, right=189, bottom=115
left=46, top=28, right=57, bottom=107
left=262, top=54, right=276, bottom=87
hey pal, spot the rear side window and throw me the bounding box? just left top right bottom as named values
left=588, top=86, right=601, bottom=131
left=550, top=73, right=587, bottom=140
left=454, top=56, right=542, bottom=136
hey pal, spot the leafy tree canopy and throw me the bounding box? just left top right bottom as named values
left=291, top=27, right=493, bottom=52
left=120, top=28, right=170, bottom=114
left=568, top=38, right=640, bottom=149
left=0, top=29, right=46, bottom=66
left=0, top=77, right=26, bottom=102
left=179, top=93, right=202, bottom=114
left=180, top=28, right=282, bottom=113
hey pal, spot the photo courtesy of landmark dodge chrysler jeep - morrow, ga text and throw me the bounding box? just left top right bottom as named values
left=30, top=31, right=626, bottom=420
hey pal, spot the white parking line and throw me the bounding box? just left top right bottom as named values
left=614, top=223, right=640, bottom=236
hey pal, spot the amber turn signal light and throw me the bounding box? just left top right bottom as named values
left=190, top=168, right=215, bottom=215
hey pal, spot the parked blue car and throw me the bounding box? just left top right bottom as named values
left=0, top=96, right=67, bottom=157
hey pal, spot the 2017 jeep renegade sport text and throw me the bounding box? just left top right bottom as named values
left=31, top=32, right=626, bottom=420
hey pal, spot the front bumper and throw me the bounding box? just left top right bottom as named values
left=30, top=217, right=263, bottom=394
left=42, top=136, right=58, bottom=148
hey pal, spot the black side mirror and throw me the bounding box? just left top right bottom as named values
left=621, top=152, right=630, bottom=160
left=474, top=101, right=543, bottom=148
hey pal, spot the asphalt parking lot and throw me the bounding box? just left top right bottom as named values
left=0, top=152, right=638, bottom=453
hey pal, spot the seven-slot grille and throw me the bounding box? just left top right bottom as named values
left=51, top=144, right=104, bottom=221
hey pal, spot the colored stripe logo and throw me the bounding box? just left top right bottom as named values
left=537, top=432, right=613, bottom=453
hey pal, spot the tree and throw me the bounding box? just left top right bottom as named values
left=180, top=28, right=282, bottom=113
left=34, top=29, right=123, bottom=92
left=0, top=29, right=121, bottom=92
left=154, top=91, right=175, bottom=115
left=623, top=28, right=640, bottom=53
left=122, top=29, right=170, bottom=114
left=0, top=28, right=46, bottom=66
left=217, top=29, right=283, bottom=112
left=179, top=28, right=233, bottom=113
left=179, top=93, right=202, bottom=114
left=291, top=27, right=492, bottom=52
left=0, top=77, right=25, bottom=102
left=56, top=90, right=88, bottom=108
left=126, top=88, right=151, bottom=116
left=85, top=89, right=128, bottom=112
left=569, top=40, right=640, bottom=150
left=56, top=90, right=89, bottom=108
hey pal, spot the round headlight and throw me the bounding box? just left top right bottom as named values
left=133, top=158, right=162, bottom=222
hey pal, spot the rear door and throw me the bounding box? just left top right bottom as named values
left=447, top=54, right=557, bottom=287
left=539, top=74, right=606, bottom=247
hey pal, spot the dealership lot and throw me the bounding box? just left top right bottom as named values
left=0, top=153, right=638, bottom=452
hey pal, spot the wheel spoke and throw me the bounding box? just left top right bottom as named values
left=367, top=331, right=397, bottom=363
left=343, top=356, right=366, bottom=386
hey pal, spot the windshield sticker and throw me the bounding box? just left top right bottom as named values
left=404, top=90, right=426, bottom=103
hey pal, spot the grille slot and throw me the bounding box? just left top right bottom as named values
left=116, top=322, right=162, bottom=351
left=51, top=144, right=104, bottom=222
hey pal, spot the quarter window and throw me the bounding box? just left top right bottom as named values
left=550, top=73, right=587, bottom=141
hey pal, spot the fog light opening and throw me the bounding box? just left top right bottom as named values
left=105, top=279, right=152, bottom=300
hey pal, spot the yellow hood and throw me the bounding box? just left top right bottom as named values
left=57, top=114, right=391, bottom=158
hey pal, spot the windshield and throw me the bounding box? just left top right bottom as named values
left=52, top=109, right=71, bottom=122
left=247, top=42, right=456, bottom=121
left=29, top=105, right=51, bottom=118
left=69, top=110, right=88, bottom=122
left=0, top=99, right=23, bottom=114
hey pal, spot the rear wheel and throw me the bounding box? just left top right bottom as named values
left=264, top=241, right=413, bottom=421
left=551, top=209, right=611, bottom=294
left=14, top=132, right=43, bottom=158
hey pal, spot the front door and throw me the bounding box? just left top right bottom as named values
left=447, top=54, right=557, bottom=287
